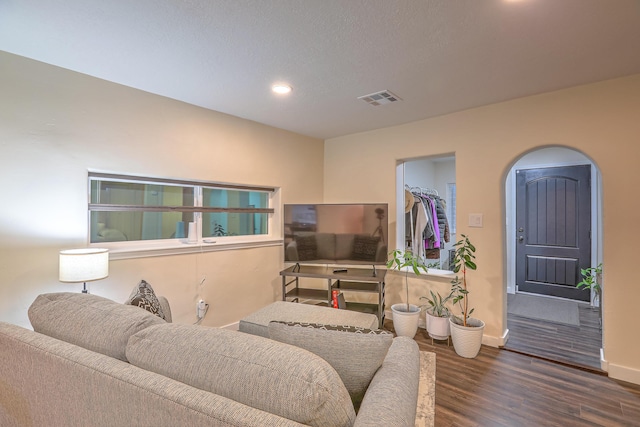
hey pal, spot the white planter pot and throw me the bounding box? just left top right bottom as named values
left=391, top=303, right=421, bottom=338
left=425, top=311, right=450, bottom=340
left=449, top=317, right=485, bottom=358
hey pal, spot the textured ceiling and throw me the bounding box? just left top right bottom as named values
left=1, top=0, right=640, bottom=139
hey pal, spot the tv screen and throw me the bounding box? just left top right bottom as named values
left=284, top=203, right=389, bottom=265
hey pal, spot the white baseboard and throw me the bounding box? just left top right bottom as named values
left=221, top=321, right=239, bottom=331
left=498, top=328, right=510, bottom=347
left=607, top=362, right=640, bottom=386
left=384, top=309, right=393, bottom=321
left=600, top=348, right=608, bottom=372
left=482, top=329, right=508, bottom=348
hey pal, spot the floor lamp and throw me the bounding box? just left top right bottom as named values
left=59, top=248, right=109, bottom=293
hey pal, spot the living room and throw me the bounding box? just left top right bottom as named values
left=1, top=1, right=640, bottom=425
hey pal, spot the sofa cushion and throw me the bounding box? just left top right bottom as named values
left=295, top=234, right=318, bottom=261
left=124, top=280, right=166, bottom=320
left=351, top=235, right=380, bottom=262
left=335, top=233, right=356, bottom=260
left=268, top=321, right=393, bottom=408
left=315, top=232, right=337, bottom=260
left=126, top=323, right=356, bottom=427
left=28, top=292, right=165, bottom=361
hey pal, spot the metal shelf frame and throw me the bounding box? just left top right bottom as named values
left=280, top=265, right=386, bottom=328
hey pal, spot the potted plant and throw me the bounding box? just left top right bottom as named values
left=576, top=263, right=603, bottom=325
left=387, top=249, right=427, bottom=338
left=449, top=234, right=485, bottom=358
left=420, top=289, right=453, bottom=341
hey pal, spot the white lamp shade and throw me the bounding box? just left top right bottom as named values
left=59, top=248, right=109, bottom=283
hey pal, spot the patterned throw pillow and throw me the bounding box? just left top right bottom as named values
left=351, top=235, right=380, bottom=261
left=273, top=321, right=390, bottom=335
left=295, top=234, right=318, bottom=261
left=125, top=280, right=166, bottom=320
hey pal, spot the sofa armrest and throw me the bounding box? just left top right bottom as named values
left=354, top=337, right=423, bottom=427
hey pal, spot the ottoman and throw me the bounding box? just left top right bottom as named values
left=239, top=301, right=379, bottom=338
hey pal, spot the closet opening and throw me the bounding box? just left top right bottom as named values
left=396, top=155, right=456, bottom=272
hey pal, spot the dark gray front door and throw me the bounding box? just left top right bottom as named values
left=515, top=165, right=591, bottom=301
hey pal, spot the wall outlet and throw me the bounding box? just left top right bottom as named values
left=196, top=299, right=207, bottom=319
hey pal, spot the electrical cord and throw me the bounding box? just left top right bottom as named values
left=193, top=303, right=209, bottom=325
left=192, top=230, right=209, bottom=325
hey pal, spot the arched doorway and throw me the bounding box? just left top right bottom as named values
left=503, top=146, right=603, bottom=371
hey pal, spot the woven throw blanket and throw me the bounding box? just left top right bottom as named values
left=416, top=351, right=436, bottom=427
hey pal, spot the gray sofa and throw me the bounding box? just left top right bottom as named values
left=0, top=293, right=432, bottom=427
left=285, top=232, right=387, bottom=264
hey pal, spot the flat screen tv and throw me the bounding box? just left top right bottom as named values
left=284, top=203, right=389, bottom=265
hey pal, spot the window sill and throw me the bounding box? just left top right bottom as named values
left=390, top=266, right=456, bottom=280
left=92, top=237, right=283, bottom=260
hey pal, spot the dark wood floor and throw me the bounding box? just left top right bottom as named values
left=504, top=302, right=603, bottom=371
left=384, top=320, right=640, bottom=426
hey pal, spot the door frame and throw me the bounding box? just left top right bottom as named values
left=505, top=147, right=602, bottom=306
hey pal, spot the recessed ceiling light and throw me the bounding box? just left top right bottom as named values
left=272, top=84, right=292, bottom=94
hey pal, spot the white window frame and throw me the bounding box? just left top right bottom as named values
left=88, top=172, right=282, bottom=260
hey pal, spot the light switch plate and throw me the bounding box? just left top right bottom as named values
left=469, top=213, right=483, bottom=228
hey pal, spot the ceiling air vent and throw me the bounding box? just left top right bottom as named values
left=358, top=90, right=402, bottom=106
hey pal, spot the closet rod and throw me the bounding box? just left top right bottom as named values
left=406, top=185, right=439, bottom=197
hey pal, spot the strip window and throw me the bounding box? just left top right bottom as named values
left=88, top=173, right=276, bottom=247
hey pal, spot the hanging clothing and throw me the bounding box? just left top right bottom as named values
left=419, top=196, right=435, bottom=246
left=433, top=197, right=449, bottom=248
left=405, top=187, right=451, bottom=263
left=426, top=197, right=440, bottom=249
left=412, top=199, right=429, bottom=259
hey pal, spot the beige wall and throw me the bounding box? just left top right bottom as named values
left=0, top=52, right=324, bottom=329
left=3, top=48, right=639, bottom=384
left=325, top=74, right=640, bottom=384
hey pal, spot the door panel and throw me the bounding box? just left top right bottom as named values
left=516, top=165, right=591, bottom=301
